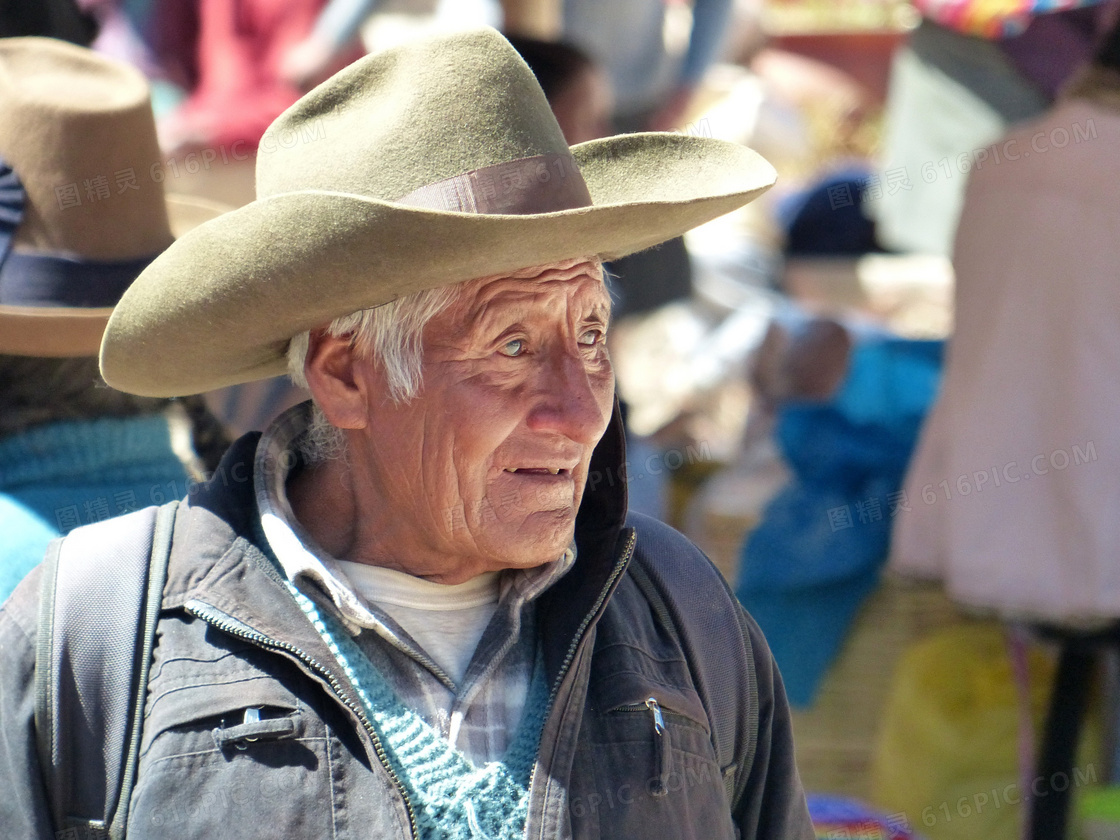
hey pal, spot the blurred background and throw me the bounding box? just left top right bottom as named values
left=6, top=0, right=1120, bottom=837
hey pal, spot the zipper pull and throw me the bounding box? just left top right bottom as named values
left=645, top=697, right=671, bottom=797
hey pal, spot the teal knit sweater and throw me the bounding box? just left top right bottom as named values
left=289, top=584, right=549, bottom=840
left=0, top=416, right=188, bottom=601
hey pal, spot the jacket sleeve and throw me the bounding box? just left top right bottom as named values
left=733, top=608, right=816, bottom=840
left=0, top=565, right=57, bottom=839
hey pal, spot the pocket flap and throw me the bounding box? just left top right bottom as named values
left=145, top=675, right=301, bottom=741
left=598, top=678, right=710, bottom=732
left=212, top=708, right=299, bottom=750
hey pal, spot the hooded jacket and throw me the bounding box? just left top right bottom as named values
left=0, top=413, right=814, bottom=839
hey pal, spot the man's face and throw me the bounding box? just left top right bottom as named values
left=345, top=259, right=614, bottom=581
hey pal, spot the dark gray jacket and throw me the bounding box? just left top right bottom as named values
left=0, top=419, right=814, bottom=839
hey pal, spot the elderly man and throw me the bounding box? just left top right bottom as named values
left=0, top=28, right=813, bottom=840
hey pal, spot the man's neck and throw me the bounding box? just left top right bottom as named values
left=286, top=459, right=359, bottom=561
left=286, top=459, right=497, bottom=585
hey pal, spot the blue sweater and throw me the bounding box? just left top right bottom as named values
left=0, top=416, right=189, bottom=602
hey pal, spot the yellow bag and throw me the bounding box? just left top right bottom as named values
left=870, top=624, right=1059, bottom=840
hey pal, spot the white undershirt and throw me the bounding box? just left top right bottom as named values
left=337, top=560, right=501, bottom=686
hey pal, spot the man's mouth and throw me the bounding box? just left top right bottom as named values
left=504, top=467, right=566, bottom=476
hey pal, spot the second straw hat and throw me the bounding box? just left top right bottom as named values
left=0, top=37, right=224, bottom=357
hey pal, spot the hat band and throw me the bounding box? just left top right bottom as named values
left=0, top=251, right=157, bottom=309
left=397, top=153, right=592, bottom=215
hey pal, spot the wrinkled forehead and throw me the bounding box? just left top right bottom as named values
left=452, top=257, right=611, bottom=325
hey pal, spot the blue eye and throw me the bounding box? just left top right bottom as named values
left=500, top=339, right=525, bottom=357
left=579, top=329, right=603, bottom=346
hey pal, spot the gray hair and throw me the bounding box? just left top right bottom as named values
left=287, top=284, right=462, bottom=461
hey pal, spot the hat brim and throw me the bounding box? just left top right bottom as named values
left=102, top=133, right=777, bottom=396
left=0, top=194, right=230, bottom=357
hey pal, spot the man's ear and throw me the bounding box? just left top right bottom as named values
left=302, top=329, right=373, bottom=430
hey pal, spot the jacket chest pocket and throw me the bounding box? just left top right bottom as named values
left=571, top=677, right=735, bottom=840
left=127, top=676, right=341, bottom=840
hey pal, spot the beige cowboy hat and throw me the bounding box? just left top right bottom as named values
left=101, top=27, right=777, bottom=397
left=0, top=37, right=226, bottom=358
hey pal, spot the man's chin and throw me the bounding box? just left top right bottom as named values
left=492, top=513, right=575, bottom=569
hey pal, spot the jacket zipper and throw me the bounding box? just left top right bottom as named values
left=184, top=601, right=419, bottom=840
left=615, top=697, right=672, bottom=797
left=645, top=697, right=671, bottom=797
left=527, top=530, right=637, bottom=809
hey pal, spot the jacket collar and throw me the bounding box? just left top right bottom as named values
left=538, top=398, right=631, bottom=678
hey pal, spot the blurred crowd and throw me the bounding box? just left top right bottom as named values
left=6, top=0, right=1120, bottom=837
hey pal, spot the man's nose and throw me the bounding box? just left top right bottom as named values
left=526, top=346, right=612, bottom=443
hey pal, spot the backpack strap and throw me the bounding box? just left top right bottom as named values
left=35, top=501, right=179, bottom=840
